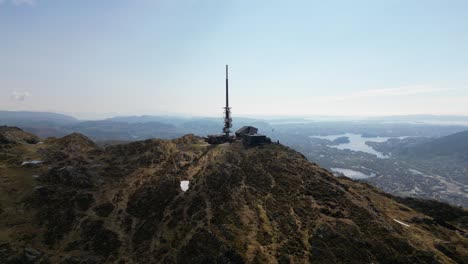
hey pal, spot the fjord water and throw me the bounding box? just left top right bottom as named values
left=311, top=133, right=394, bottom=158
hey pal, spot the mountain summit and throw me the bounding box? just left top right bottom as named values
left=0, top=129, right=467, bottom=263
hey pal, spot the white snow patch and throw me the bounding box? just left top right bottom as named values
left=393, top=219, right=410, bottom=227
left=180, top=181, right=190, bottom=192
left=331, top=168, right=374, bottom=179
left=36, top=142, right=44, bottom=144
left=21, top=160, right=43, bottom=166
left=409, top=169, right=423, bottom=175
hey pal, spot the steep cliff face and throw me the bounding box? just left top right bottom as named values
left=0, top=129, right=466, bottom=263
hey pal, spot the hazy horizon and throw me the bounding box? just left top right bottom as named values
left=5, top=109, right=468, bottom=126
left=2, top=0, right=468, bottom=118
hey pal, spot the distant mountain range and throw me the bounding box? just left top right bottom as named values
left=364, top=115, right=468, bottom=126
left=2, top=111, right=468, bottom=140
left=0, top=111, right=78, bottom=126
left=402, top=130, right=468, bottom=161
left=369, top=130, right=468, bottom=163
left=0, top=111, right=273, bottom=140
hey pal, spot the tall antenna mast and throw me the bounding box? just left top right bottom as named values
left=223, top=64, right=232, bottom=135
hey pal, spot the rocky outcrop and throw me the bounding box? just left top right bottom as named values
left=0, top=126, right=40, bottom=144
left=38, top=166, right=93, bottom=188
left=47, top=133, right=96, bottom=151
left=40, top=133, right=98, bottom=163
left=79, top=219, right=122, bottom=258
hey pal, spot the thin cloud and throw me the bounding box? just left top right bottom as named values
left=11, top=91, right=31, bottom=101
left=314, top=85, right=451, bottom=102
left=0, top=0, right=36, bottom=5
left=13, top=0, right=36, bottom=5
left=249, top=85, right=460, bottom=117
left=353, top=86, right=450, bottom=97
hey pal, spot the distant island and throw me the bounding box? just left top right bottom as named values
left=332, top=136, right=350, bottom=144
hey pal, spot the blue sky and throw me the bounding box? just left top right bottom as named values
left=1, top=0, right=468, bottom=119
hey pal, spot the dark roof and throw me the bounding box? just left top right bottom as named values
left=235, top=126, right=258, bottom=136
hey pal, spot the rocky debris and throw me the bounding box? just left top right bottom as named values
left=0, top=241, right=14, bottom=262
left=176, top=230, right=244, bottom=264
left=27, top=187, right=79, bottom=245
left=75, top=192, right=95, bottom=211
left=38, top=166, right=93, bottom=188
left=23, top=247, right=44, bottom=263
left=395, top=196, right=468, bottom=230
left=126, top=180, right=178, bottom=219
left=80, top=219, right=121, bottom=258
left=0, top=126, right=40, bottom=144
left=62, top=255, right=99, bottom=264
left=126, top=179, right=180, bottom=245
left=309, top=222, right=436, bottom=263
left=435, top=243, right=468, bottom=264
left=0, top=246, right=48, bottom=264
left=93, top=202, right=115, bottom=217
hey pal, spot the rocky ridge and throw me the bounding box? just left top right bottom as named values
left=0, top=128, right=466, bottom=263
